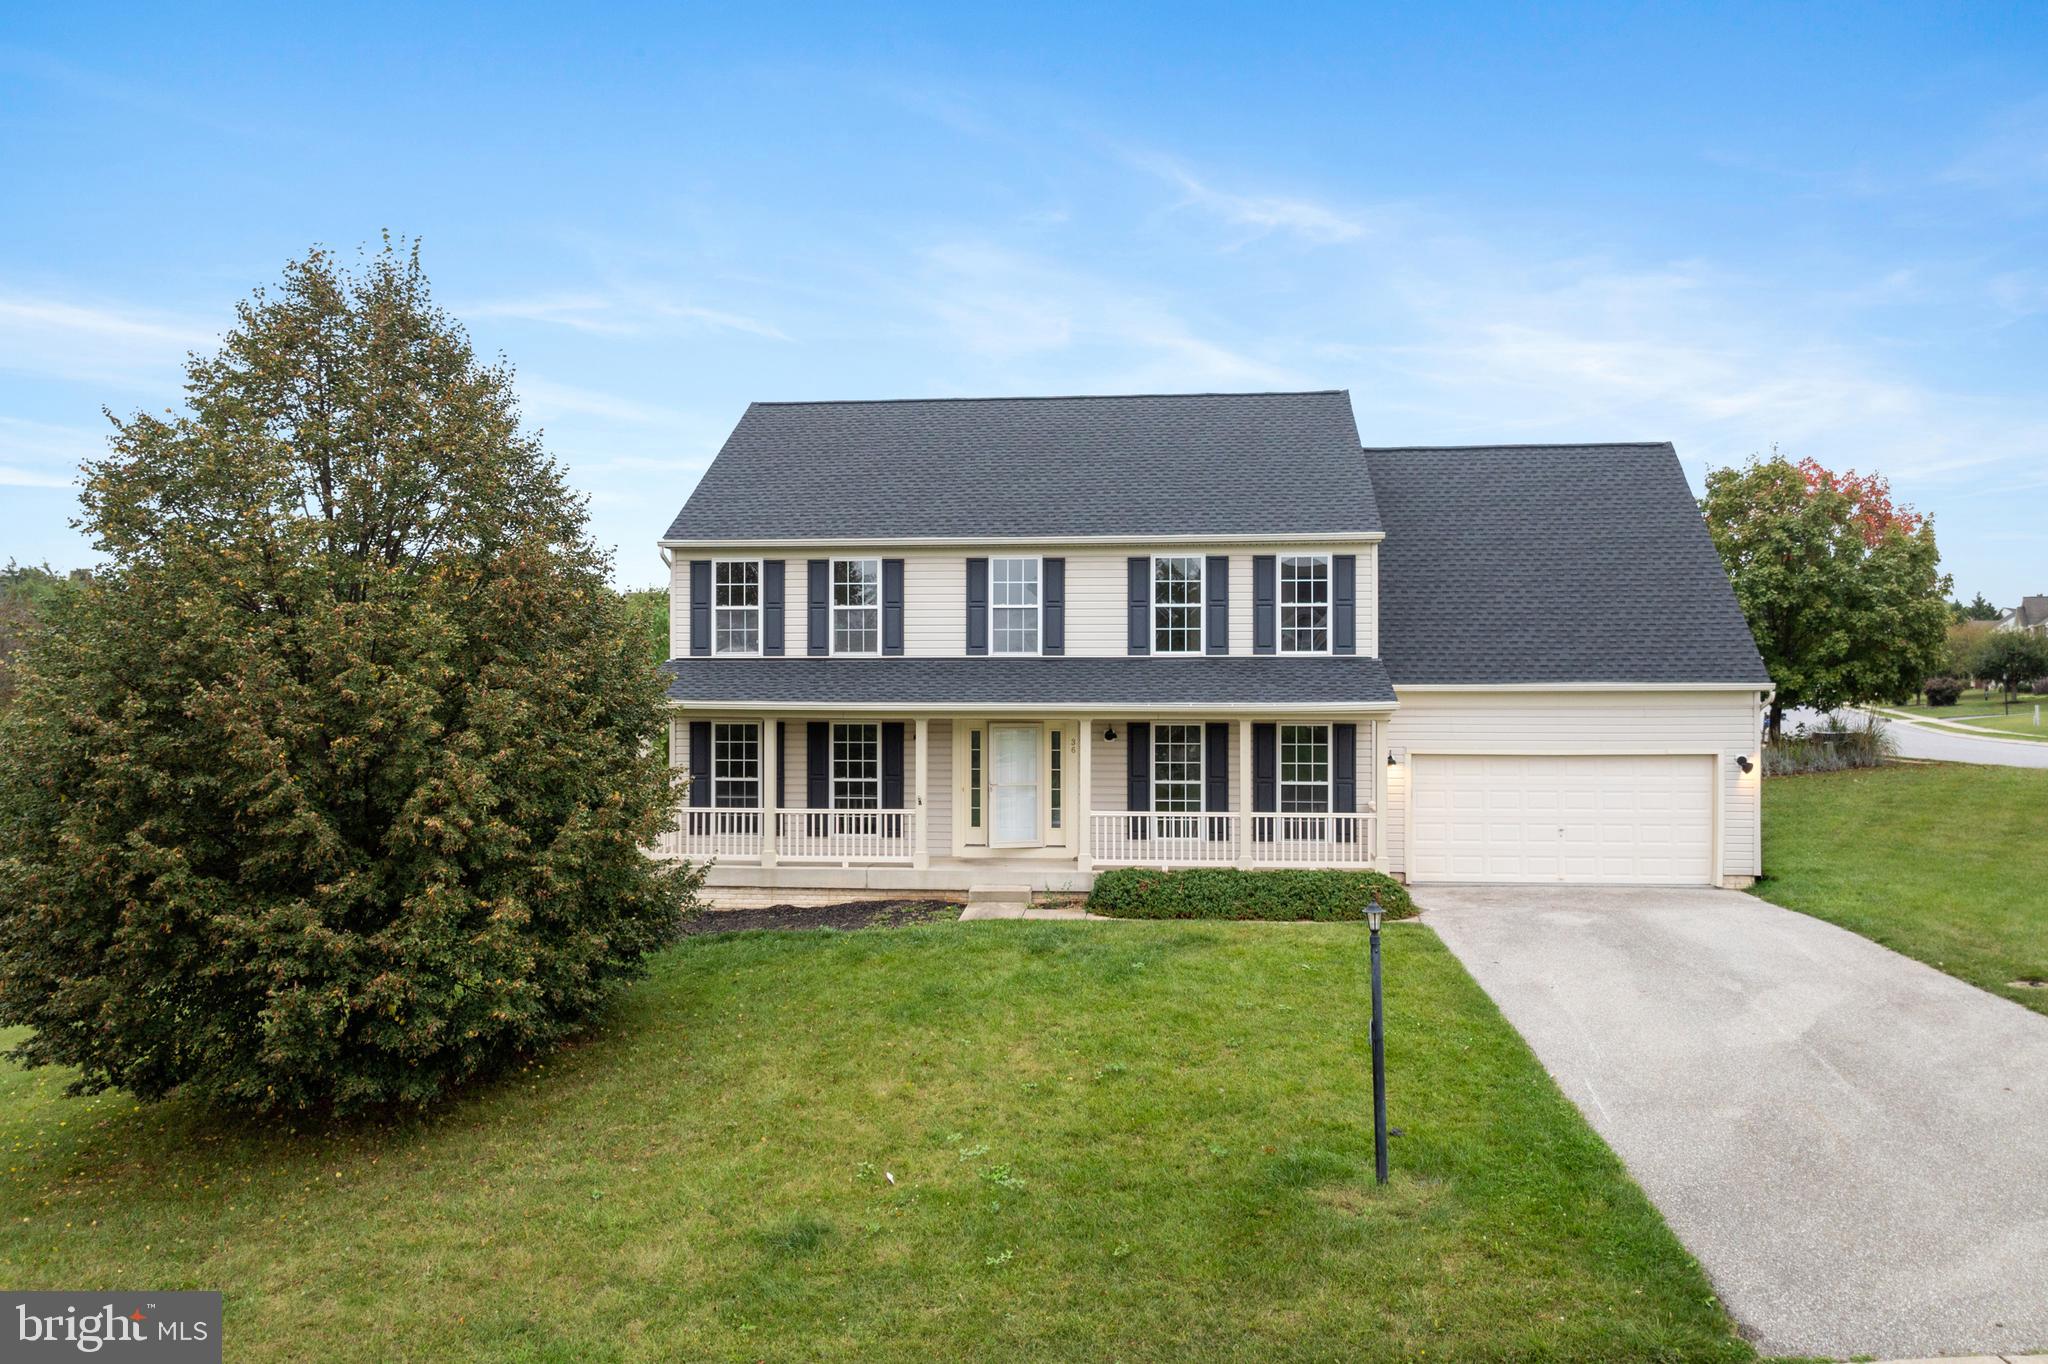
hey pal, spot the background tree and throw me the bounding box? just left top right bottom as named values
left=1968, top=631, right=2048, bottom=712
left=619, top=585, right=672, bottom=668
left=1950, top=591, right=2004, bottom=623
left=0, top=241, right=698, bottom=1115
left=0, top=562, right=75, bottom=707
left=1704, top=453, right=1950, bottom=738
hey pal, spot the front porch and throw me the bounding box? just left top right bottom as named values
left=653, top=711, right=1388, bottom=891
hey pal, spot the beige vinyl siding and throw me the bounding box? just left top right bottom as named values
left=923, top=721, right=954, bottom=849
left=1382, top=690, right=1762, bottom=880
left=668, top=542, right=1378, bottom=660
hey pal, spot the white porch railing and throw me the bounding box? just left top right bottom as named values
left=775, top=809, right=916, bottom=864
left=652, top=808, right=917, bottom=865
left=657, top=809, right=764, bottom=862
left=1088, top=810, right=1376, bottom=869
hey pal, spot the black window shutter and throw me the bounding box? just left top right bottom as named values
left=1196, top=720, right=1228, bottom=839
left=1126, top=721, right=1151, bottom=810
left=1252, top=722, right=1277, bottom=811
left=688, top=720, right=712, bottom=808
left=965, top=558, right=989, bottom=656
left=763, top=560, right=785, bottom=656
left=1332, top=555, right=1356, bottom=656
left=882, top=722, right=905, bottom=808
left=775, top=721, right=786, bottom=808
left=1126, top=557, right=1150, bottom=655
left=1333, top=722, right=1357, bottom=842
left=1252, top=556, right=1277, bottom=655
left=1042, top=558, right=1065, bottom=656
left=806, top=722, right=830, bottom=808
left=1205, top=555, right=1229, bottom=654
left=807, top=560, right=829, bottom=656
left=882, top=559, right=905, bottom=656
left=689, top=560, right=711, bottom=657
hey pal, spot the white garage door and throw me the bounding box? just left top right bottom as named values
left=1409, top=754, right=1715, bottom=885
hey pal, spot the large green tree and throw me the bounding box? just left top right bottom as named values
left=1704, top=453, right=1949, bottom=738
left=1970, top=630, right=2048, bottom=711
left=0, top=241, right=697, bottom=1114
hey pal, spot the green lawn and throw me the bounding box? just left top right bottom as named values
left=0, top=921, right=1750, bottom=1363
left=1950, top=709, right=2048, bottom=741
left=1892, top=687, right=2008, bottom=716
left=1757, top=764, right=2048, bottom=1012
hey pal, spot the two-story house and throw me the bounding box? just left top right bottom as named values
left=656, top=390, right=1771, bottom=894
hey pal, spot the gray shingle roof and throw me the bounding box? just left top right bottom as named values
left=661, top=656, right=1396, bottom=709
left=1363, top=443, right=1771, bottom=686
left=663, top=391, right=1380, bottom=541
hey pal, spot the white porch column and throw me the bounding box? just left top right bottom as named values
left=1076, top=718, right=1093, bottom=873
left=1236, top=718, right=1255, bottom=869
left=759, top=716, right=778, bottom=867
left=913, top=717, right=930, bottom=870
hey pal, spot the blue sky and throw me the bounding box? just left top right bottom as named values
left=3, top=3, right=2045, bottom=599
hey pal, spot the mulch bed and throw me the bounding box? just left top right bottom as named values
left=679, top=900, right=962, bottom=936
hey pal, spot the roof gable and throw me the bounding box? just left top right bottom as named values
left=664, top=390, right=1380, bottom=542
left=1363, top=443, right=1770, bottom=686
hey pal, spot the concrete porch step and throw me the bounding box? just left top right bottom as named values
left=965, top=884, right=1033, bottom=904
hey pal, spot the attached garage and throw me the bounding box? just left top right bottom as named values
left=1406, top=752, right=1717, bottom=885
left=1409, top=749, right=1712, bottom=888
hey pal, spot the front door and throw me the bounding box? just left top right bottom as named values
left=989, top=723, right=1042, bottom=848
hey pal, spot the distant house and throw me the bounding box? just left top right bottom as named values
left=1995, top=596, right=2048, bottom=636
left=653, top=390, right=1771, bottom=894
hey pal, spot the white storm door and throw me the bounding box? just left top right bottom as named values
left=989, top=724, right=1042, bottom=848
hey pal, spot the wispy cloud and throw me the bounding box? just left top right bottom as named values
left=0, top=292, right=214, bottom=390
left=1127, top=152, right=1379, bottom=245
left=462, top=290, right=788, bottom=340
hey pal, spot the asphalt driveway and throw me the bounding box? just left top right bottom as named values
left=1422, top=885, right=2048, bottom=1361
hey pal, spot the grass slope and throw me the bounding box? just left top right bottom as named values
left=0, top=922, right=1748, bottom=1362
left=1758, top=764, right=2048, bottom=1012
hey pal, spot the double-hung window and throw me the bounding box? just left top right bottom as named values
left=991, top=557, right=1041, bottom=654
left=831, top=723, right=881, bottom=810
left=1152, top=723, right=1204, bottom=838
left=1279, top=723, right=1331, bottom=840
left=832, top=558, right=881, bottom=655
left=710, top=723, right=761, bottom=842
left=1152, top=555, right=1203, bottom=654
left=712, top=560, right=761, bottom=655
left=1278, top=554, right=1331, bottom=654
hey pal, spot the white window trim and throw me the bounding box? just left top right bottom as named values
left=1152, top=721, right=1207, bottom=813
left=1277, top=552, right=1334, bottom=656
left=988, top=554, right=1044, bottom=657
left=711, top=721, right=762, bottom=809
left=830, top=557, right=882, bottom=657
left=1278, top=722, right=1334, bottom=813
left=710, top=558, right=764, bottom=657
left=1150, top=553, right=1206, bottom=656
left=831, top=721, right=883, bottom=810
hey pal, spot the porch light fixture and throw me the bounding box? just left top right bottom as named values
left=1103, top=726, right=1118, bottom=742
left=1365, top=892, right=1390, bottom=1186
left=1736, top=754, right=1754, bottom=774
left=1386, top=751, right=1396, bottom=767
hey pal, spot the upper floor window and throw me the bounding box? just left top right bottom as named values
left=1279, top=554, right=1331, bottom=654
left=1279, top=724, right=1331, bottom=812
left=713, top=560, right=761, bottom=654
left=991, top=557, right=1040, bottom=654
left=833, top=558, right=881, bottom=655
left=1153, top=555, right=1203, bottom=654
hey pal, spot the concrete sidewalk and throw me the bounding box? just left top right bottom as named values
left=1423, top=885, right=2048, bottom=1360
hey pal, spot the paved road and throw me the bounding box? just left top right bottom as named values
left=1423, top=885, right=2048, bottom=1360
left=1785, top=704, right=2048, bottom=768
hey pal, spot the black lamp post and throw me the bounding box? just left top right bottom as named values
left=1366, top=892, right=1389, bottom=1185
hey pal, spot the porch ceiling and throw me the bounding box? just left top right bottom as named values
left=660, top=655, right=1397, bottom=712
